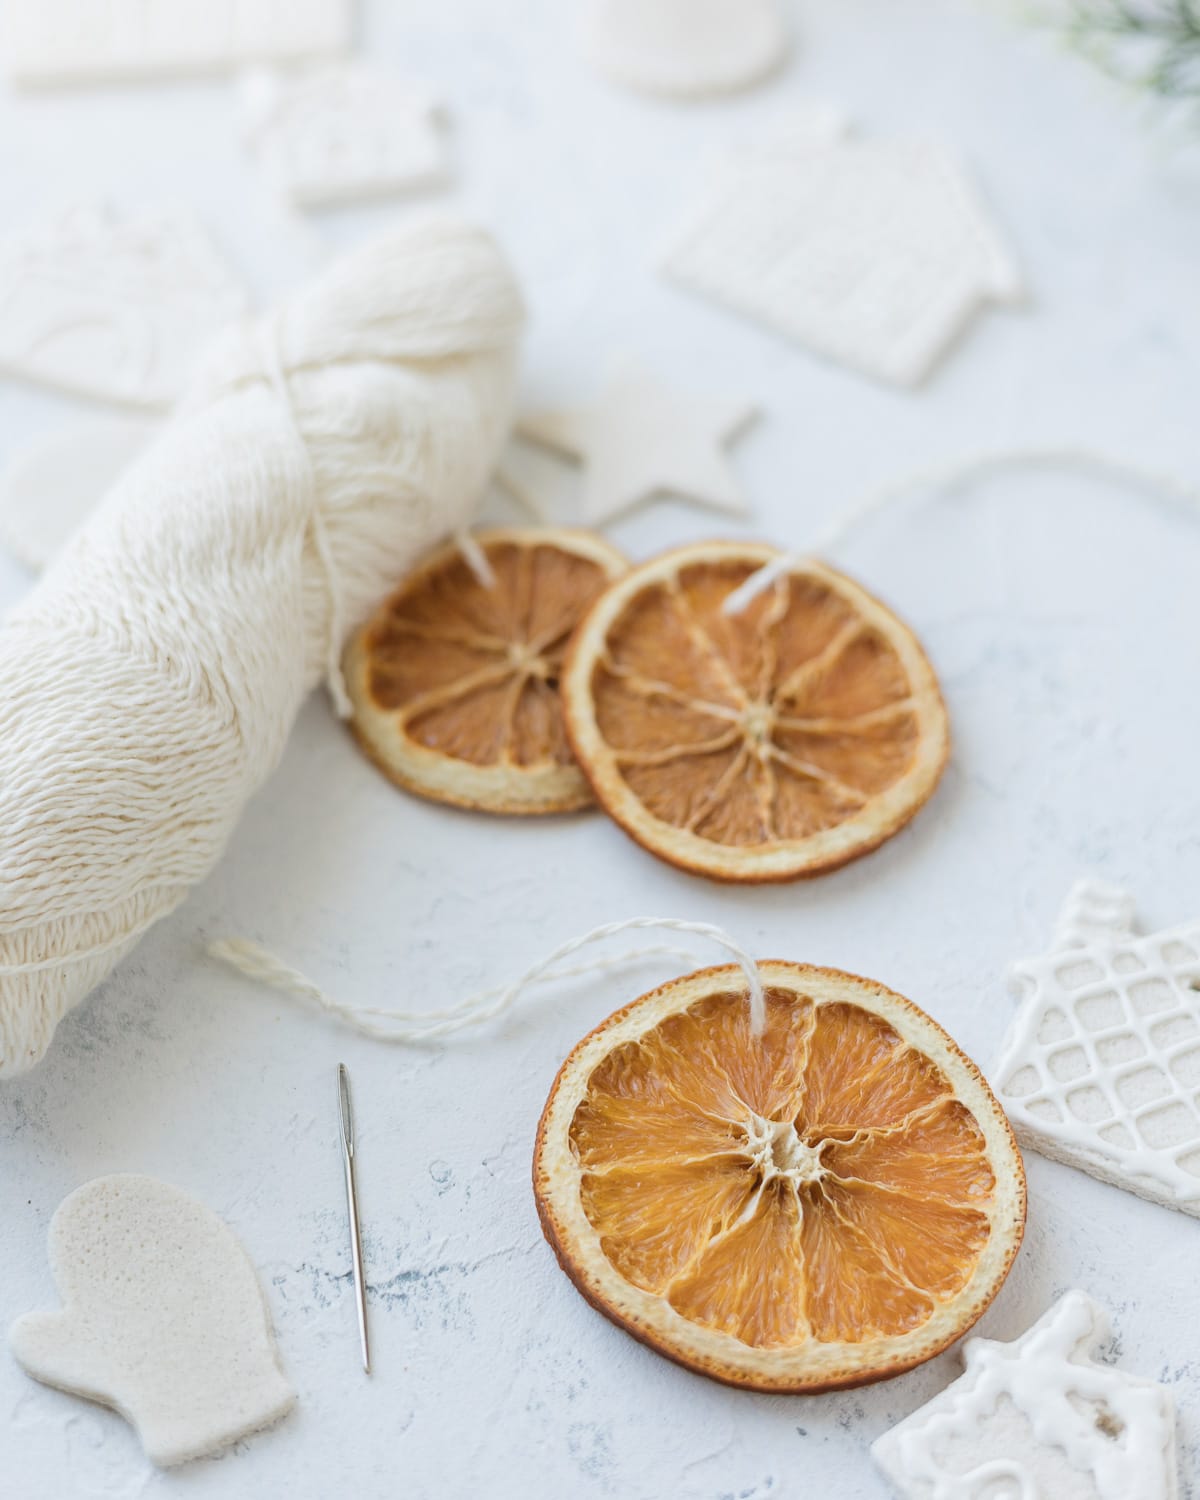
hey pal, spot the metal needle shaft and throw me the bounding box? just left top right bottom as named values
left=337, top=1063, right=371, bottom=1374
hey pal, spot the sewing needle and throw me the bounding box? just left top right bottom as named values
left=337, top=1063, right=371, bottom=1374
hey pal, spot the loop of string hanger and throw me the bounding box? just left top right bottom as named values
left=722, top=444, right=1200, bottom=615
left=209, top=916, right=767, bottom=1043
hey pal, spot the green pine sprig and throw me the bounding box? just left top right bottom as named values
left=1061, top=0, right=1200, bottom=100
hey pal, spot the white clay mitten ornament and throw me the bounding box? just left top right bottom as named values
left=10, top=1175, right=296, bottom=1467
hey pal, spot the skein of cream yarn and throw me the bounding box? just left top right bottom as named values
left=0, top=217, right=525, bottom=1077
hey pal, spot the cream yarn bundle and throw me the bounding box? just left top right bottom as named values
left=0, top=217, right=524, bottom=1077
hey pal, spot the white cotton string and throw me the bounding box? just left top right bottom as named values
left=255, top=311, right=351, bottom=718
left=209, top=916, right=768, bottom=1043
left=0, top=217, right=524, bottom=1079
left=723, top=445, right=1200, bottom=615
left=454, top=527, right=497, bottom=589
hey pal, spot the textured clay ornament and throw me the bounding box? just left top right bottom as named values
left=663, top=119, right=1022, bottom=387
left=0, top=417, right=157, bottom=571
left=584, top=0, right=787, bottom=98
left=872, top=1290, right=1177, bottom=1500
left=518, top=363, right=756, bottom=525
left=5, top=0, right=351, bottom=85
left=242, top=65, right=448, bottom=209
left=10, top=1175, right=295, bottom=1467
left=0, top=204, right=248, bottom=408
left=992, top=879, right=1200, bottom=1217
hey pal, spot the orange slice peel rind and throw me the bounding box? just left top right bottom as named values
left=561, top=541, right=950, bottom=880
left=533, top=962, right=1026, bottom=1393
left=345, top=528, right=627, bottom=815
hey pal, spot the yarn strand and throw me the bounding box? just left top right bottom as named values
left=0, top=217, right=525, bottom=1078
left=723, top=445, right=1200, bottom=615
left=210, top=917, right=767, bottom=1043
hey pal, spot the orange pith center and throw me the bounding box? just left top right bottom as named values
left=590, top=559, right=923, bottom=846
left=365, top=542, right=614, bottom=770
left=571, top=990, right=995, bottom=1349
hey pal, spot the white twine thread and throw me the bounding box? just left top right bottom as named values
left=723, top=445, right=1200, bottom=615
left=453, top=527, right=497, bottom=589
left=0, top=217, right=524, bottom=1079
left=209, top=916, right=767, bottom=1043
left=256, top=311, right=352, bottom=718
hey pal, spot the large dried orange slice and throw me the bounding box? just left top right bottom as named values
left=345, top=529, right=626, bottom=814
left=534, top=963, right=1025, bottom=1392
left=562, top=542, right=949, bottom=880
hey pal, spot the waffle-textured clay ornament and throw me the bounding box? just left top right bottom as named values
left=993, top=879, right=1200, bottom=1217
left=872, top=1290, right=1178, bottom=1500
left=10, top=1176, right=295, bottom=1467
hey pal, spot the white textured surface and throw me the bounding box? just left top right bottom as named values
left=1, top=1, right=1199, bottom=1496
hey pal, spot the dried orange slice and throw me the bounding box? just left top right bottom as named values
left=562, top=542, right=949, bottom=881
left=534, top=963, right=1025, bottom=1392
left=345, top=529, right=626, bottom=814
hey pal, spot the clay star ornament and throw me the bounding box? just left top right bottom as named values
left=516, top=364, right=757, bottom=526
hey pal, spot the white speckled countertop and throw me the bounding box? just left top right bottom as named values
left=1, top=2, right=1198, bottom=1496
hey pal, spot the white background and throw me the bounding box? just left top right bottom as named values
left=1, top=1, right=1199, bottom=1496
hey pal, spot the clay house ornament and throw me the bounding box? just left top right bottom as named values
left=872, top=1291, right=1178, bottom=1500
left=663, top=117, right=1023, bottom=387
left=241, top=65, right=449, bottom=210
left=992, top=878, right=1200, bottom=1218
left=3, top=0, right=351, bottom=84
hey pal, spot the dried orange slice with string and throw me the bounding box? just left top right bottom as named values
left=345, top=529, right=627, bottom=814
left=534, top=963, right=1025, bottom=1392
left=561, top=542, right=949, bottom=881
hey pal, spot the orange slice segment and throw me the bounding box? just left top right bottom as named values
left=534, top=963, right=1025, bottom=1391
left=561, top=542, right=949, bottom=880
left=345, top=529, right=627, bottom=814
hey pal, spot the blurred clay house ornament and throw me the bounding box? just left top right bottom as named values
left=992, top=878, right=1200, bottom=1218
left=663, top=118, right=1024, bottom=387
left=3, top=0, right=351, bottom=84
left=241, top=66, right=449, bottom=210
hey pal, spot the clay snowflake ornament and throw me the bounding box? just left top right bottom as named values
left=584, top=0, right=788, bottom=99
left=4, top=0, right=351, bottom=85
left=518, top=364, right=756, bottom=526
left=872, top=1290, right=1177, bottom=1500
left=242, top=66, right=448, bottom=209
left=992, top=879, right=1200, bottom=1217
left=0, top=204, right=248, bottom=408
left=663, top=118, right=1023, bottom=387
